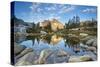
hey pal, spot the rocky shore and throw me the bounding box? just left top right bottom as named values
left=80, top=36, right=97, bottom=55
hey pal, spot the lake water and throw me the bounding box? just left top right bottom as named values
left=17, top=34, right=90, bottom=56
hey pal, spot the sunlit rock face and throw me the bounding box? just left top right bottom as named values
left=50, top=35, right=63, bottom=45
left=39, top=19, right=64, bottom=32
left=50, top=19, right=64, bottom=31
left=39, top=20, right=50, bottom=28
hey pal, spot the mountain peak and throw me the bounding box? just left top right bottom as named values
left=40, top=19, right=64, bottom=32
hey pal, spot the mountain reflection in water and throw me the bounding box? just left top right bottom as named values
left=18, top=34, right=83, bottom=55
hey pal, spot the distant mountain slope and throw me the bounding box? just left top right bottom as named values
left=11, top=16, right=28, bottom=26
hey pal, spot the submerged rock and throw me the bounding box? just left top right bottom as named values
left=15, top=52, right=35, bottom=66
left=14, top=43, right=26, bottom=55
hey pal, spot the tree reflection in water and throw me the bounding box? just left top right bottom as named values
left=26, top=34, right=80, bottom=49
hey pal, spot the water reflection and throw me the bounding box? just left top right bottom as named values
left=18, top=34, right=82, bottom=54
left=50, top=35, right=63, bottom=45
left=14, top=33, right=26, bottom=43
left=64, top=36, right=80, bottom=48
left=26, top=34, right=80, bottom=47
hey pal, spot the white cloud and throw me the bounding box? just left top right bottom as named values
left=37, top=8, right=43, bottom=13
left=31, top=15, right=45, bottom=23
left=48, top=14, right=61, bottom=20
left=29, top=3, right=76, bottom=23
left=59, top=5, right=76, bottom=14
left=29, top=3, right=41, bottom=12
left=46, top=7, right=56, bottom=11
left=44, top=4, right=76, bottom=14
left=30, top=3, right=76, bottom=14
left=82, top=8, right=97, bottom=13
left=45, top=4, right=57, bottom=11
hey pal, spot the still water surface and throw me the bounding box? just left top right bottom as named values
left=17, top=34, right=88, bottom=56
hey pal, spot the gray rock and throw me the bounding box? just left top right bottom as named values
left=92, top=39, right=97, bottom=47
left=80, top=43, right=88, bottom=48
left=83, top=51, right=97, bottom=60
left=15, top=52, right=35, bottom=66
left=57, top=49, right=68, bottom=57
left=68, top=56, right=82, bottom=62
left=15, top=61, right=32, bottom=66
left=86, top=39, right=94, bottom=46
left=80, top=33, right=88, bottom=36
left=87, top=46, right=96, bottom=51
left=16, top=48, right=33, bottom=59
left=68, top=55, right=93, bottom=62
left=79, top=55, right=93, bottom=61
left=93, top=50, right=97, bottom=55
left=85, top=37, right=97, bottom=46
left=54, top=56, right=67, bottom=63
left=14, top=43, right=26, bottom=55
left=80, top=43, right=97, bottom=52
left=81, top=36, right=93, bottom=42
left=35, top=49, right=53, bottom=64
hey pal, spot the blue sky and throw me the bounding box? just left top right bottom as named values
left=13, top=1, right=97, bottom=24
